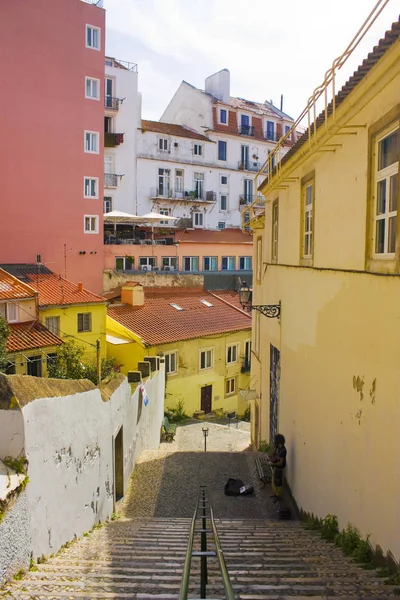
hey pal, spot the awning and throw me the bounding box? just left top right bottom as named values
left=106, top=334, right=132, bottom=345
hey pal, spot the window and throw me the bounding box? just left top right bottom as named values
left=159, top=208, right=171, bottom=225
left=301, top=173, right=315, bottom=260
left=226, top=343, right=238, bottom=364
left=165, top=351, right=178, bottom=374
left=162, top=257, right=178, bottom=271
left=373, top=125, right=398, bottom=256
left=239, top=256, right=252, bottom=270
left=85, top=77, right=100, bottom=100
left=220, top=195, right=227, bottom=211
left=271, top=199, right=279, bottom=262
left=115, top=256, right=134, bottom=270
left=139, top=257, right=156, bottom=270
left=221, top=175, right=228, bottom=185
left=84, top=215, right=99, bottom=233
left=218, top=222, right=226, bottom=230
left=240, top=114, right=251, bottom=135
left=27, top=355, right=42, bottom=377
left=222, top=256, right=235, bottom=270
left=105, top=77, right=114, bottom=108
left=77, top=313, right=91, bottom=332
left=84, top=131, right=99, bottom=154
left=218, top=140, right=227, bottom=161
left=203, top=256, right=218, bottom=271
left=104, top=116, right=113, bottom=133
left=104, top=197, right=112, bottom=213
left=158, top=168, right=171, bottom=197
left=2, top=302, right=18, bottom=323
left=158, top=138, right=169, bottom=152
left=225, top=377, right=236, bottom=395
left=266, top=120, right=275, bottom=141
left=194, top=173, right=204, bottom=199
left=84, top=177, right=98, bottom=198
left=45, top=316, right=60, bottom=336
left=183, top=256, right=199, bottom=271
left=243, top=179, right=253, bottom=203
left=256, top=237, right=262, bottom=282
left=175, top=169, right=184, bottom=194
left=200, top=348, right=213, bottom=370
left=285, top=125, right=290, bottom=135
left=193, top=212, right=204, bottom=228
left=193, top=144, right=203, bottom=156
left=220, top=109, right=227, bottom=124
left=86, top=25, right=100, bottom=50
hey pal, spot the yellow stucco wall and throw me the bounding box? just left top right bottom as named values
left=105, top=316, right=145, bottom=373
left=8, top=346, right=61, bottom=376
left=253, top=39, right=400, bottom=560
left=40, top=304, right=107, bottom=363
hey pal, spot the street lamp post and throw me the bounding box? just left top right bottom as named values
left=202, top=426, right=209, bottom=452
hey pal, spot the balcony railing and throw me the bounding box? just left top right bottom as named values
left=105, top=132, right=124, bottom=147
left=105, top=58, right=138, bottom=72
left=239, top=125, right=255, bottom=136
left=104, top=173, right=121, bottom=188
left=105, top=96, right=121, bottom=111
left=81, top=0, right=103, bottom=5
left=239, top=194, right=254, bottom=206
left=241, top=360, right=251, bottom=373
left=265, top=131, right=280, bottom=142
left=151, top=189, right=216, bottom=202
left=238, top=161, right=261, bottom=172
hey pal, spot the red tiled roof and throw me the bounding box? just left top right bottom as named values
left=210, top=290, right=246, bottom=312
left=261, top=18, right=400, bottom=188
left=22, top=273, right=106, bottom=307
left=7, top=321, right=63, bottom=353
left=107, top=287, right=251, bottom=346
left=174, top=228, right=253, bottom=244
left=141, top=120, right=211, bottom=142
left=0, top=269, right=36, bottom=301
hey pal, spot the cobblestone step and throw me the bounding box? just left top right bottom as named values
left=2, top=517, right=396, bottom=599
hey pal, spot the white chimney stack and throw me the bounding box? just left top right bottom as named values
left=205, top=69, right=230, bottom=103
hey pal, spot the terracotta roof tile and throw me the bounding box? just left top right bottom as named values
left=0, top=269, right=36, bottom=301
left=173, top=228, right=253, bottom=244
left=261, top=18, right=400, bottom=187
left=7, top=321, right=63, bottom=353
left=210, top=290, right=246, bottom=312
left=141, top=120, right=211, bottom=142
left=107, top=287, right=251, bottom=346
left=25, top=273, right=105, bottom=307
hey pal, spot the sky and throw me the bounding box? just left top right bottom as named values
left=103, top=0, right=399, bottom=125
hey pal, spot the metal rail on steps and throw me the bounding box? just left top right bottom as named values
left=179, top=485, right=235, bottom=600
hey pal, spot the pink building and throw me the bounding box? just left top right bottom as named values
left=0, top=0, right=105, bottom=293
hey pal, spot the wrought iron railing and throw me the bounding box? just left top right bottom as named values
left=179, top=486, right=235, bottom=600
left=104, top=173, right=120, bottom=188
left=239, top=125, right=255, bottom=136
left=81, top=0, right=103, bottom=6
left=151, top=189, right=216, bottom=202
left=238, top=161, right=261, bottom=172
left=239, top=194, right=254, bottom=205
left=105, top=96, right=121, bottom=110
left=105, top=58, right=138, bottom=72
left=265, top=131, right=280, bottom=142
left=241, top=359, right=251, bottom=373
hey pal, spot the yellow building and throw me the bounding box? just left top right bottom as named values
left=247, top=18, right=400, bottom=563
left=0, top=268, right=62, bottom=376
left=106, top=284, right=252, bottom=416
left=0, top=265, right=107, bottom=363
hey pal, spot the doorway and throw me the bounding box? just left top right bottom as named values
left=269, top=345, right=280, bottom=443
left=27, top=355, right=42, bottom=377
left=200, top=385, right=212, bottom=414
left=114, top=426, right=124, bottom=502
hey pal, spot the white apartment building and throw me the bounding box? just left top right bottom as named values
left=135, top=69, right=296, bottom=230
left=104, top=57, right=139, bottom=215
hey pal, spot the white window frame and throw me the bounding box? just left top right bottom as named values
left=6, top=302, right=18, bottom=323
left=45, top=316, right=60, bottom=336
left=84, top=177, right=99, bottom=199
left=218, top=222, right=226, bottom=230
left=139, top=257, right=157, bottom=269
left=85, top=76, right=100, bottom=100
left=193, top=144, right=203, bottom=156
left=115, top=256, right=134, bottom=271
left=193, top=212, right=204, bottom=228
left=183, top=256, right=199, bottom=271
left=104, top=196, right=113, bottom=213
left=203, top=256, right=218, bottom=271
left=84, top=131, right=99, bottom=154
left=84, top=215, right=99, bottom=234
left=86, top=25, right=101, bottom=50
left=200, top=348, right=214, bottom=371
left=219, top=108, right=228, bottom=125
left=226, top=343, right=239, bottom=365
left=158, top=138, right=169, bottom=152
left=225, top=377, right=236, bottom=395
left=373, top=123, right=399, bottom=257
left=218, top=140, right=227, bottom=161
left=220, top=175, right=228, bottom=185
left=77, top=313, right=92, bottom=333
left=239, top=256, right=252, bottom=270
left=220, top=194, right=227, bottom=212
left=159, top=208, right=171, bottom=225
left=162, top=256, right=178, bottom=271
left=165, top=351, right=178, bottom=375
left=221, top=256, right=235, bottom=270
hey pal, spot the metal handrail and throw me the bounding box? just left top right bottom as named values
left=179, top=486, right=235, bottom=600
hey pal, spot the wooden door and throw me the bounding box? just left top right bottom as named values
left=201, top=385, right=212, bottom=414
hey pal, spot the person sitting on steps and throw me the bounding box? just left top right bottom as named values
left=269, top=433, right=287, bottom=503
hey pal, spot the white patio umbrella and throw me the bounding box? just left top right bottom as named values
left=139, top=212, right=178, bottom=241
left=103, top=210, right=144, bottom=234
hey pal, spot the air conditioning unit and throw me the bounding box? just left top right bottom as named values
left=164, top=266, right=171, bottom=271
left=141, top=265, right=152, bottom=272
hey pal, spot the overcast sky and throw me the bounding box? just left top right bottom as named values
left=103, top=0, right=399, bottom=124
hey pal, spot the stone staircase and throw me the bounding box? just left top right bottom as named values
left=2, top=517, right=396, bottom=599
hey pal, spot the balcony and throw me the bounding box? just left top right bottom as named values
left=239, top=194, right=254, bottom=206
left=241, top=360, right=251, bottom=373
left=151, top=189, right=216, bottom=203
left=265, top=131, right=280, bottom=142
left=238, top=161, right=261, bottom=172
left=105, top=96, right=122, bottom=111
left=105, top=132, right=124, bottom=147
left=239, top=125, right=255, bottom=136
left=104, top=173, right=121, bottom=188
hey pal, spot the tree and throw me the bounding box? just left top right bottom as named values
left=47, top=339, right=86, bottom=380
left=0, top=316, right=10, bottom=373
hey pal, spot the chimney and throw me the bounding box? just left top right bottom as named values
left=121, top=284, right=144, bottom=307
left=205, top=69, right=230, bottom=103
left=280, top=94, right=283, bottom=111
left=77, top=282, right=83, bottom=292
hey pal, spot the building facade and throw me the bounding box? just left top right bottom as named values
left=251, top=20, right=400, bottom=563
left=104, top=57, right=139, bottom=216
left=0, top=0, right=105, bottom=293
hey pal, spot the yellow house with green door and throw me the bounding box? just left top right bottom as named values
left=247, top=18, right=400, bottom=566
left=0, top=265, right=107, bottom=363
left=106, top=284, right=252, bottom=416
